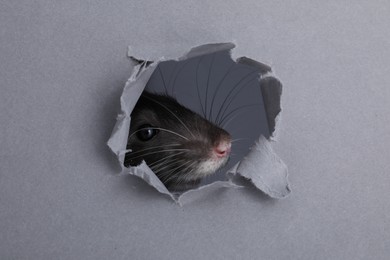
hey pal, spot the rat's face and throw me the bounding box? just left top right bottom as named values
left=124, top=91, right=231, bottom=191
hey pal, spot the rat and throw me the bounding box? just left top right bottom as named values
left=124, top=91, right=231, bottom=191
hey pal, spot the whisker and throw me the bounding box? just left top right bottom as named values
left=142, top=95, right=195, bottom=138
left=152, top=158, right=186, bottom=175
left=166, top=160, right=192, bottom=175
left=150, top=160, right=178, bottom=173
left=195, top=56, right=206, bottom=118
left=171, top=60, right=191, bottom=94
left=124, top=149, right=190, bottom=162
left=128, top=127, right=189, bottom=141
left=208, top=62, right=237, bottom=122
left=155, top=160, right=184, bottom=177
left=173, top=162, right=198, bottom=186
left=166, top=62, right=178, bottom=93
left=166, top=163, right=197, bottom=187
left=147, top=152, right=184, bottom=168
left=231, top=138, right=249, bottom=143
left=219, top=103, right=261, bottom=127
left=204, top=53, right=216, bottom=121
left=155, top=161, right=188, bottom=179
left=160, top=161, right=193, bottom=183
left=214, top=70, right=258, bottom=124
left=221, top=114, right=243, bottom=129
left=157, top=66, right=169, bottom=95
left=216, top=77, right=258, bottom=125
left=126, top=144, right=181, bottom=156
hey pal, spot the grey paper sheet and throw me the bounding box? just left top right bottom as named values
left=107, top=43, right=290, bottom=202
left=2, top=1, right=390, bottom=259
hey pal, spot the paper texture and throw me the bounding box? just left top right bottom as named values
left=107, top=43, right=290, bottom=203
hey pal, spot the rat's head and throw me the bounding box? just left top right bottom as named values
left=124, top=91, right=231, bottom=191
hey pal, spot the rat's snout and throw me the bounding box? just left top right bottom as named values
left=213, top=140, right=231, bottom=158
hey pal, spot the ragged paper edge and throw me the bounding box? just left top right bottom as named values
left=228, top=136, right=290, bottom=198
left=107, top=42, right=290, bottom=204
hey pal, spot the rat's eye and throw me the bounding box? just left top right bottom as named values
left=136, top=124, right=159, bottom=141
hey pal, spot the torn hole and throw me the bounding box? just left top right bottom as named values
left=108, top=43, right=290, bottom=203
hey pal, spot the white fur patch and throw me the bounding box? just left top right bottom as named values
left=190, top=157, right=229, bottom=180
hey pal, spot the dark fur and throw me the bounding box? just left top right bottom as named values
left=124, top=91, right=231, bottom=191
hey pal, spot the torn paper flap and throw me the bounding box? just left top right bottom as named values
left=181, top=42, right=236, bottom=60
left=107, top=42, right=290, bottom=203
left=236, top=56, right=272, bottom=75
left=228, top=135, right=290, bottom=199
left=130, top=161, right=175, bottom=200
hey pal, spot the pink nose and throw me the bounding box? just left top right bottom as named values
left=214, top=141, right=231, bottom=158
